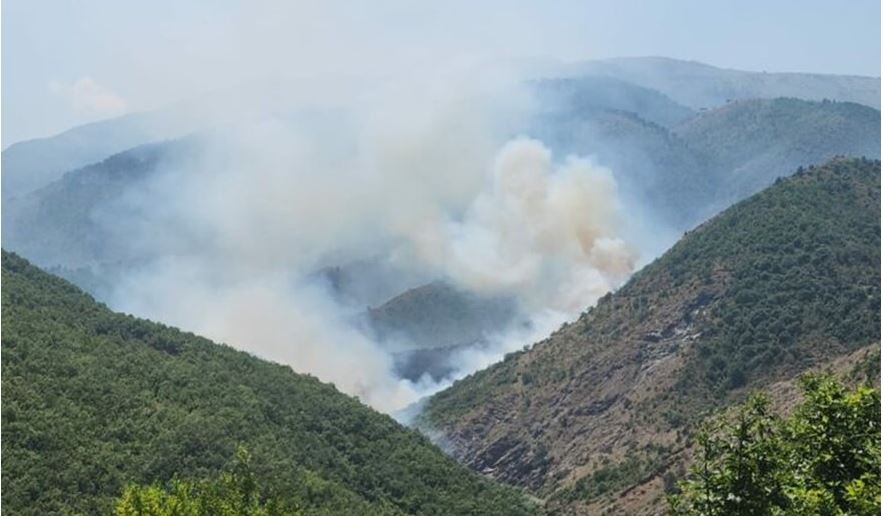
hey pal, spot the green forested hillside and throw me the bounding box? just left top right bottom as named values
left=676, top=98, right=881, bottom=213
left=1, top=251, right=536, bottom=515
left=364, top=281, right=518, bottom=381
left=417, top=158, right=881, bottom=514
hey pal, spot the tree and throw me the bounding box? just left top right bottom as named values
left=115, top=447, right=287, bottom=516
left=784, top=376, right=880, bottom=514
left=669, top=375, right=880, bottom=515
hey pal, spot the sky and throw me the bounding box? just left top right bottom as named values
left=2, top=0, right=881, bottom=145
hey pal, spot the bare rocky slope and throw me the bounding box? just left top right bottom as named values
left=417, top=158, right=881, bottom=514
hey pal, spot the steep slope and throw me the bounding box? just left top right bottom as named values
left=417, top=158, right=881, bottom=514
left=571, top=56, right=881, bottom=109
left=1, top=251, right=537, bottom=515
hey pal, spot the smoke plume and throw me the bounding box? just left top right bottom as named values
left=99, top=75, right=639, bottom=413
left=410, top=138, right=635, bottom=313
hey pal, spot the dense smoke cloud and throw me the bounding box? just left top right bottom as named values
left=113, top=258, right=423, bottom=412
left=411, top=138, right=635, bottom=312
left=101, top=74, right=638, bottom=413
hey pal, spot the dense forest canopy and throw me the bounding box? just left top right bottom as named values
left=0, top=250, right=536, bottom=515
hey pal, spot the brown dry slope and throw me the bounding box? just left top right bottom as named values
left=417, top=157, right=881, bottom=514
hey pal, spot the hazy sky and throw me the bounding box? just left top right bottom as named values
left=3, top=0, right=880, bottom=145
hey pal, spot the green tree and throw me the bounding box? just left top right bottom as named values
left=669, top=396, right=787, bottom=515
left=669, top=376, right=880, bottom=515
left=115, top=447, right=287, bottom=516
left=784, top=376, right=880, bottom=515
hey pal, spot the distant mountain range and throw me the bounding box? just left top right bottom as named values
left=1, top=111, right=189, bottom=202
left=6, top=89, right=879, bottom=274
left=567, top=56, right=881, bottom=110
left=417, top=158, right=881, bottom=514
left=2, top=57, right=879, bottom=383
left=4, top=57, right=878, bottom=203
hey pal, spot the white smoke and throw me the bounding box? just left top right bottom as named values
left=101, top=75, right=639, bottom=413
left=409, top=138, right=635, bottom=313
left=112, top=256, right=421, bottom=413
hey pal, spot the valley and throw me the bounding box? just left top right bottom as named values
left=2, top=17, right=880, bottom=512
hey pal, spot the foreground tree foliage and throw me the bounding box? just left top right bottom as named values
left=115, top=448, right=278, bottom=516
left=669, top=375, right=880, bottom=515
left=115, top=447, right=377, bottom=516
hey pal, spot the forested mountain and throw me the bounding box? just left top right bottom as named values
left=531, top=107, right=711, bottom=230
left=417, top=158, right=881, bottom=514
left=361, top=281, right=520, bottom=381
left=675, top=98, right=881, bottom=216
left=0, top=251, right=537, bottom=515
left=1, top=140, right=196, bottom=269
left=1, top=110, right=192, bottom=202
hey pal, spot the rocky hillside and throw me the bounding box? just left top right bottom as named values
left=416, top=158, right=881, bottom=514
left=1, top=251, right=537, bottom=515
